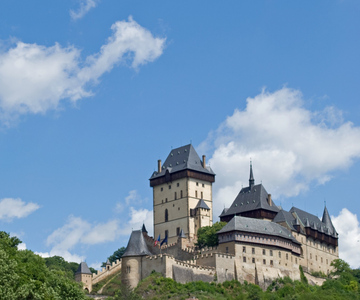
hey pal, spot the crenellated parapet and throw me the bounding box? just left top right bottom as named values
left=92, top=259, right=122, bottom=285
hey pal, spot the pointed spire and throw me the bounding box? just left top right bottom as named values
left=141, top=223, right=148, bottom=234
left=178, top=229, right=186, bottom=238
left=106, top=259, right=111, bottom=265
left=322, top=206, right=336, bottom=235
left=305, top=218, right=310, bottom=227
left=249, top=161, right=255, bottom=188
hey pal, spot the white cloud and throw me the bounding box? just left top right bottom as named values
left=332, top=208, right=360, bottom=269
left=0, top=198, right=39, bottom=221
left=17, top=243, right=26, bottom=250
left=70, top=0, right=99, bottom=20
left=200, top=88, right=360, bottom=217
left=0, top=17, right=166, bottom=123
left=43, top=215, right=120, bottom=263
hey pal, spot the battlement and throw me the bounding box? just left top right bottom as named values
left=92, top=259, right=122, bottom=285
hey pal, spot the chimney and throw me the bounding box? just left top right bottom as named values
left=202, top=155, right=206, bottom=168
left=158, top=159, right=162, bottom=173
left=268, top=194, right=272, bottom=206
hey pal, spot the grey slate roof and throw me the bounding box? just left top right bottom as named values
left=122, top=230, right=152, bottom=257
left=195, top=199, right=210, bottom=210
left=221, top=184, right=279, bottom=217
left=75, top=262, right=92, bottom=275
left=106, top=259, right=111, bottom=265
left=290, top=207, right=337, bottom=237
left=219, top=208, right=229, bottom=218
left=142, top=223, right=148, bottom=233
left=150, top=144, right=214, bottom=179
left=217, top=215, right=300, bottom=244
left=273, top=210, right=297, bottom=231
left=322, top=206, right=336, bottom=236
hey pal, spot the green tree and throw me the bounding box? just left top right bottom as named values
left=196, top=221, right=227, bottom=249
left=102, top=247, right=126, bottom=267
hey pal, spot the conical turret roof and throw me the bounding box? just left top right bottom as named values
left=122, top=230, right=152, bottom=257
left=322, top=206, right=336, bottom=236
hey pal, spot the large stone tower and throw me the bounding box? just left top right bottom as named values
left=150, top=144, right=215, bottom=244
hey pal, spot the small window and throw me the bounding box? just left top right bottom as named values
left=262, top=249, right=266, bottom=255
left=201, top=191, right=203, bottom=199
left=263, top=259, right=266, bottom=265
left=176, top=227, right=180, bottom=236
left=326, top=259, right=328, bottom=264
left=279, top=252, right=281, bottom=258
left=286, top=253, right=288, bottom=260
left=161, top=187, right=163, bottom=191
left=202, top=183, right=205, bottom=187
left=180, top=190, right=183, bottom=198
left=252, top=248, right=255, bottom=254
left=270, top=260, right=273, bottom=266
left=243, top=257, right=246, bottom=263
left=270, top=250, right=273, bottom=256
left=177, top=183, right=179, bottom=187
left=174, top=192, right=177, bottom=200
left=165, top=230, right=168, bottom=239
left=252, top=258, right=255, bottom=263
left=226, top=247, right=229, bottom=253
left=243, top=246, right=246, bottom=253
left=295, top=258, right=297, bottom=264
left=169, top=185, right=171, bottom=189
left=178, top=207, right=180, bottom=210
left=196, top=182, right=199, bottom=186
left=195, top=191, right=198, bottom=198
left=165, top=198, right=168, bottom=202
left=165, top=209, right=168, bottom=222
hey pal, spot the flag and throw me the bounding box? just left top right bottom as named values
left=160, top=234, right=168, bottom=246
left=154, top=234, right=160, bottom=246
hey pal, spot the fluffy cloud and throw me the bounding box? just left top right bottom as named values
left=119, top=207, right=153, bottom=237
left=200, top=88, right=360, bottom=217
left=70, top=0, right=99, bottom=20
left=42, top=215, right=120, bottom=262
left=0, top=198, right=39, bottom=221
left=0, top=17, right=165, bottom=123
left=332, top=208, right=360, bottom=269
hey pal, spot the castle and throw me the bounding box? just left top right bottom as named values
left=76, top=144, right=339, bottom=291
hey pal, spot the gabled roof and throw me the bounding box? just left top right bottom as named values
left=75, top=262, right=92, bottom=275
left=221, top=183, right=279, bottom=218
left=217, top=215, right=300, bottom=244
left=273, top=209, right=297, bottom=231
left=122, top=230, right=152, bottom=258
left=290, top=207, right=337, bottom=237
left=195, top=199, right=210, bottom=210
left=150, top=144, right=214, bottom=179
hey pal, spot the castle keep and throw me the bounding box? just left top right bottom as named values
left=76, top=144, right=339, bottom=291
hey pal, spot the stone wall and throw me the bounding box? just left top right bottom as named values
left=92, top=259, right=122, bottom=285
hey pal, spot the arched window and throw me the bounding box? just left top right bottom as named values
left=165, top=209, right=168, bottom=222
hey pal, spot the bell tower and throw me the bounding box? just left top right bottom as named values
left=149, top=144, right=215, bottom=244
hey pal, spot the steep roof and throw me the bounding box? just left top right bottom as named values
left=141, top=223, right=148, bottom=233
left=179, top=229, right=186, bottom=238
left=150, top=144, right=214, bottom=179
left=221, top=183, right=279, bottom=218
left=290, top=207, right=337, bottom=237
left=122, top=230, right=152, bottom=257
left=195, top=199, right=210, bottom=210
left=273, top=209, right=297, bottom=231
left=75, top=262, right=92, bottom=275
left=322, top=206, right=336, bottom=236
left=217, top=215, right=300, bottom=244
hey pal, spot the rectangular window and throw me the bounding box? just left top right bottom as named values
left=165, top=230, right=168, bottom=238
left=270, top=250, right=273, bottom=256
left=286, top=253, right=288, bottom=260
left=180, top=190, right=183, bottom=198
left=176, top=227, right=180, bottom=236
left=202, top=183, right=205, bottom=187
left=196, top=182, right=199, bottom=186
left=177, top=183, right=179, bottom=187
left=243, top=257, right=246, bottom=263
left=243, top=246, right=246, bottom=253
left=252, top=258, right=255, bottom=263
left=263, top=259, right=266, bottom=265
left=270, top=260, right=273, bottom=266
left=195, top=191, right=198, bottom=198
left=262, top=249, right=266, bottom=255
left=169, top=185, right=171, bottom=189
left=174, top=192, right=177, bottom=200
left=279, top=252, right=281, bottom=258
left=226, top=247, right=229, bottom=253
left=201, top=191, right=203, bottom=199
left=161, top=187, right=163, bottom=191
left=252, top=248, right=255, bottom=254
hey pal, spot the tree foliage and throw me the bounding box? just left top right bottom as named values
left=102, top=247, right=126, bottom=267
left=196, top=221, right=227, bottom=249
left=0, top=231, right=87, bottom=299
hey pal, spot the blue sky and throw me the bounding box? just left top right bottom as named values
left=0, top=1, right=359, bottom=269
